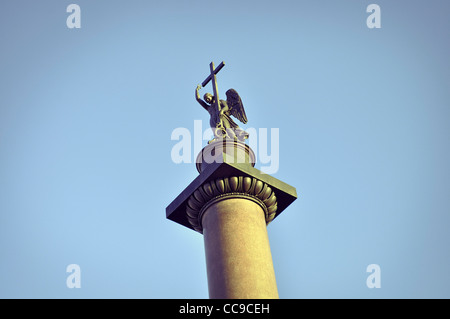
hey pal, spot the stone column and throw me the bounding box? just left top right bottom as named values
left=202, top=196, right=278, bottom=298
left=166, top=140, right=297, bottom=299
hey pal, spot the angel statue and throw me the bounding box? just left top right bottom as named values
left=196, top=84, right=249, bottom=143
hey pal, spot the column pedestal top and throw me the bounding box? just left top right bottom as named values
left=166, top=141, right=297, bottom=232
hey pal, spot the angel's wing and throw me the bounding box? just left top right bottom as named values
left=226, top=89, right=248, bottom=124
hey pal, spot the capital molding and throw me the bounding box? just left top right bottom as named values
left=186, top=176, right=278, bottom=233
left=166, top=161, right=297, bottom=233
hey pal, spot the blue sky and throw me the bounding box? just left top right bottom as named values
left=0, top=0, right=449, bottom=298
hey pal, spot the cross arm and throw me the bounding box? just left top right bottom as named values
left=202, top=61, right=225, bottom=87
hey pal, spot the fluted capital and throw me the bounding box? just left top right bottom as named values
left=186, top=176, right=277, bottom=233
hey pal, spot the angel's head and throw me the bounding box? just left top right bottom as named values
left=204, top=93, right=213, bottom=104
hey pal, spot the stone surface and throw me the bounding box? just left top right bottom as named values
left=195, top=139, right=255, bottom=173
left=203, top=197, right=279, bottom=299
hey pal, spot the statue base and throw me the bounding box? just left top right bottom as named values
left=196, top=139, right=255, bottom=173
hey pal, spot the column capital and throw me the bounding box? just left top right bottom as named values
left=166, top=143, right=297, bottom=233
left=186, top=176, right=278, bottom=233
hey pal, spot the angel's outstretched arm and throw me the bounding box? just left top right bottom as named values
left=196, top=85, right=209, bottom=110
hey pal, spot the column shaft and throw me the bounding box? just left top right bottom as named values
left=202, top=197, right=278, bottom=299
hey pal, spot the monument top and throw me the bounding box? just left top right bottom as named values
left=165, top=61, right=298, bottom=233
left=196, top=61, right=248, bottom=143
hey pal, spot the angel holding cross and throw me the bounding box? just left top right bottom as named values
left=195, top=61, right=249, bottom=143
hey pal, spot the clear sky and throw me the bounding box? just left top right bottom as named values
left=1, top=0, right=449, bottom=298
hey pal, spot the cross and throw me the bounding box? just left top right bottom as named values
left=201, top=61, right=225, bottom=112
